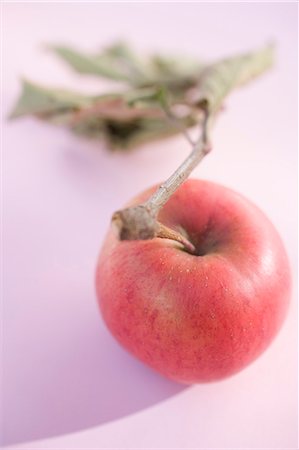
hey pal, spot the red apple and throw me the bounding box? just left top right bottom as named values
left=96, top=179, right=291, bottom=383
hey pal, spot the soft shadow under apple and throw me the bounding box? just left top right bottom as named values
left=4, top=295, right=185, bottom=446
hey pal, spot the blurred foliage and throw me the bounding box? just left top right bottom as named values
left=10, top=42, right=274, bottom=150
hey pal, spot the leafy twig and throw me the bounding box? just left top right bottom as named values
left=9, top=42, right=274, bottom=152
left=112, top=44, right=274, bottom=252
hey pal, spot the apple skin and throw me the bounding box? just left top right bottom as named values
left=96, top=179, right=291, bottom=384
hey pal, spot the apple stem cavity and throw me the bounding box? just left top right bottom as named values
left=111, top=44, right=275, bottom=254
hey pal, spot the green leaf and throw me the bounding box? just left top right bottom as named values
left=196, top=44, right=274, bottom=113
left=51, top=44, right=141, bottom=83
left=9, top=79, right=90, bottom=118
left=150, top=54, right=202, bottom=80
left=101, top=42, right=149, bottom=82
left=125, top=86, right=163, bottom=107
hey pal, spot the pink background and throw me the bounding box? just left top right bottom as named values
left=2, top=3, right=298, bottom=449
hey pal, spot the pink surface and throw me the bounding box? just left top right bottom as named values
left=2, top=3, right=298, bottom=449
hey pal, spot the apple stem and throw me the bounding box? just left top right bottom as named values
left=112, top=110, right=211, bottom=254
left=146, top=110, right=211, bottom=213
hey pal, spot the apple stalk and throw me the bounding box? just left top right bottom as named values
left=112, top=110, right=211, bottom=254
